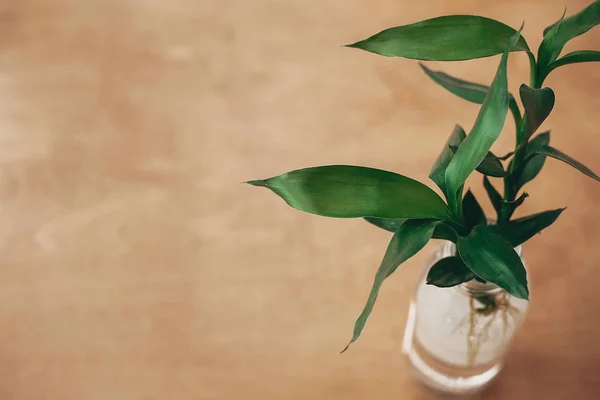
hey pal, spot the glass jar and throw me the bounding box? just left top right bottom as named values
left=402, top=241, right=529, bottom=395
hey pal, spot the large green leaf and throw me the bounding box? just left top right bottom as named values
left=419, top=64, right=522, bottom=127
left=463, top=190, right=486, bottom=230
left=519, top=85, right=555, bottom=145
left=541, top=1, right=600, bottom=60
left=346, top=15, right=529, bottom=61
left=426, top=256, right=475, bottom=287
left=363, top=218, right=459, bottom=242
left=515, top=131, right=551, bottom=190
left=343, top=219, right=439, bottom=352
left=489, top=208, right=565, bottom=247
left=483, top=176, right=503, bottom=219
left=248, top=165, right=452, bottom=220
left=530, top=145, right=600, bottom=182
left=444, top=27, right=522, bottom=212
left=457, top=226, right=529, bottom=300
left=429, top=125, right=466, bottom=199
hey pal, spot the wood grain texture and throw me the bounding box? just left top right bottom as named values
left=0, top=0, right=598, bottom=399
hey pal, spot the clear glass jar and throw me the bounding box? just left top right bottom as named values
left=402, top=241, right=529, bottom=395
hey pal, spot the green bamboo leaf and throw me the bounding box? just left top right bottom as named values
left=445, top=27, right=522, bottom=212
left=457, top=226, right=529, bottom=300
left=515, top=131, right=551, bottom=190
left=463, top=190, right=486, bottom=230
left=519, top=85, right=555, bottom=145
left=449, top=146, right=508, bottom=177
left=346, top=15, right=529, bottom=61
left=426, top=256, right=475, bottom=287
left=530, top=145, right=600, bottom=182
left=538, top=10, right=567, bottom=71
left=489, top=208, right=565, bottom=247
left=248, top=165, right=452, bottom=220
left=429, top=125, right=466, bottom=199
left=483, top=176, right=503, bottom=218
left=363, top=218, right=459, bottom=242
left=478, top=153, right=509, bottom=177
left=419, top=64, right=522, bottom=127
left=541, top=2, right=600, bottom=66
left=343, top=219, right=439, bottom=352
left=548, top=50, right=600, bottom=71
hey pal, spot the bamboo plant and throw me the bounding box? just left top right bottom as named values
left=247, top=2, right=600, bottom=351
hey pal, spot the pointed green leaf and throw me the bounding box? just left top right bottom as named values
left=519, top=85, right=555, bottom=145
left=445, top=27, right=522, bottom=212
left=429, top=125, right=466, bottom=199
left=419, top=63, right=488, bottom=103
left=419, top=64, right=522, bottom=127
left=449, top=146, right=507, bottom=177
left=457, top=225, right=529, bottom=300
left=343, top=220, right=439, bottom=352
left=248, top=165, right=452, bottom=220
left=483, top=176, right=503, bottom=218
left=346, top=15, right=529, bottom=61
left=515, top=131, right=551, bottom=190
left=426, top=256, right=475, bottom=287
left=477, top=152, right=508, bottom=177
left=549, top=50, right=600, bottom=71
left=463, top=190, right=486, bottom=230
left=530, top=145, right=600, bottom=182
left=489, top=208, right=565, bottom=247
left=538, top=10, right=567, bottom=71
left=364, top=218, right=458, bottom=242
left=541, top=2, right=600, bottom=66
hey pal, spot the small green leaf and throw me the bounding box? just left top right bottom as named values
left=502, top=192, right=529, bottom=206
left=248, top=165, right=452, bottom=220
left=498, top=151, right=515, bottom=161
left=346, top=15, right=529, bottom=61
left=541, top=2, right=600, bottom=62
left=445, top=27, right=522, bottom=213
left=364, top=218, right=458, bottom=242
left=547, top=50, right=600, bottom=72
left=489, top=208, right=565, bottom=247
left=343, top=220, right=439, bottom=352
left=426, top=256, right=475, bottom=287
left=420, top=63, right=488, bottom=103
left=515, top=131, right=551, bottom=190
left=449, top=146, right=508, bottom=177
left=419, top=64, right=522, bottom=127
left=530, top=145, right=600, bottom=182
left=457, top=225, right=529, bottom=300
left=483, top=176, right=503, bottom=218
left=498, top=192, right=529, bottom=220
left=463, top=190, right=486, bottom=230
left=519, top=85, right=555, bottom=145
left=429, top=125, right=466, bottom=199
left=477, top=152, right=508, bottom=177
left=538, top=10, right=567, bottom=71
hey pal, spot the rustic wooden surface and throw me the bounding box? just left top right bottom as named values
left=0, top=0, right=599, bottom=399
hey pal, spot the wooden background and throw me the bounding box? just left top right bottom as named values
left=0, top=0, right=599, bottom=399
